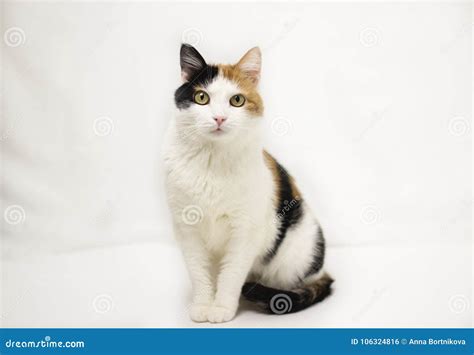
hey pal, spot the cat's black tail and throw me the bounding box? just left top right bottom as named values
left=241, top=273, right=334, bottom=314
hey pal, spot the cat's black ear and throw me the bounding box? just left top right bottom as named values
left=180, top=44, right=207, bottom=82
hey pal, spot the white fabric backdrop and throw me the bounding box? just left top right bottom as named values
left=2, top=1, right=471, bottom=255
left=0, top=1, right=471, bottom=328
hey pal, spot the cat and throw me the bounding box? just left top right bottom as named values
left=163, top=44, right=333, bottom=323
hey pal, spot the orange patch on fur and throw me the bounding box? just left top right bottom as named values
left=263, top=150, right=302, bottom=201
left=263, top=150, right=278, bottom=182
left=289, top=175, right=301, bottom=200
left=219, top=64, right=264, bottom=116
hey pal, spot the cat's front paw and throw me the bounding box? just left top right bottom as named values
left=189, top=303, right=211, bottom=323
left=207, top=304, right=237, bottom=323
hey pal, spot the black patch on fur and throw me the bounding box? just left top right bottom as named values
left=242, top=276, right=333, bottom=314
left=264, top=161, right=303, bottom=263
left=242, top=282, right=300, bottom=313
left=292, top=283, right=333, bottom=313
left=304, top=226, right=326, bottom=278
left=174, top=65, right=218, bottom=109
left=175, top=44, right=218, bottom=109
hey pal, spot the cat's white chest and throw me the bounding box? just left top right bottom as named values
left=163, top=124, right=273, bottom=256
left=165, top=153, right=242, bottom=253
left=165, top=149, right=230, bottom=206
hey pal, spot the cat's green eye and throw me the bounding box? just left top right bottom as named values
left=230, top=94, right=246, bottom=107
left=194, top=91, right=210, bottom=105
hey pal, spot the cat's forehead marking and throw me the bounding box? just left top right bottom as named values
left=205, top=74, right=239, bottom=95
left=216, top=64, right=264, bottom=116
left=174, top=62, right=263, bottom=116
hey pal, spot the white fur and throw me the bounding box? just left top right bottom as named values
left=163, top=74, right=323, bottom=323
left=251, top=202, right=321, bottom=289
left=237, top=47, right=261, bottom=83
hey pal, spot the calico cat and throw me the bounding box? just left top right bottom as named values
left=163, top=44, right=333, bottom=323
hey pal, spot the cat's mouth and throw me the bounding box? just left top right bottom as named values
left=206, top=125, right=231, bottom=138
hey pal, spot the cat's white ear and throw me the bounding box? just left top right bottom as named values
left=236, top=47, right=261, bottom=85
left=180, top=44, right=207, bottom=82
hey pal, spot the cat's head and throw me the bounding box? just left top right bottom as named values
left=174, top=44, right=263, bottom=143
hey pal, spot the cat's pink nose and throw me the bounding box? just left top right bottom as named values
left=213, top=116, right=227, bottom=127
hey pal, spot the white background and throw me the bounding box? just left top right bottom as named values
left=1, top=1, right=472, bottom=327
